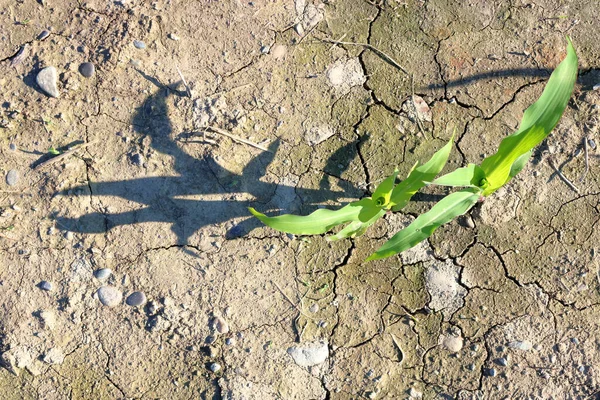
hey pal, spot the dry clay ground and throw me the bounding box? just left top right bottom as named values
left=1, top=0, right=600, bottom=399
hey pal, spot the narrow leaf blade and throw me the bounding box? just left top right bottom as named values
left=367, top=188, right=480, bottom=261
left=480, top=38, right=578, bottom=195
left=390, top=137, right=453, bottom=211
left=249, top=199, right=370, bottom=235
left=432, top=164, right=486, bottom=187
left=328, top=209, right=386, bottom=241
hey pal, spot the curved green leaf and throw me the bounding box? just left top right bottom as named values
left=372, top=169, right=399, bottom=208
left=390, top=136, right=453, bottom=211
left=366, top=188, right=481, bottom=261
left=328, top=209, right=386, bottom=241
left=480, top=37, right=578, bottom=195
left=432, top=164, right=486, bottom=188
left=248, top=198, right=371, bottom=235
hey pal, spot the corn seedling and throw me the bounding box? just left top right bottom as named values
left=250, top=38, right=578, bottom=261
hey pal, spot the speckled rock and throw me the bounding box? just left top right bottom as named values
left=36, top=66, right=60, bottom=98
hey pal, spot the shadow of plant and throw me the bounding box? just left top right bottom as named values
left=55, top=75, right=360, bottom=245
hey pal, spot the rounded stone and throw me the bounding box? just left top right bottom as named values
left=78, top=62, right=95, bottom=78
left=94, top=268, right=112, bottom=280
left=209, top=363, right=221, bottom=373
left=36, top=66, right=60, bottom=98
left=97, top=286, right=123, bottom=307
left=213, top=316, right=229, bottom=334
left=39, top=281, right=53, bottom=291
left=6, top=170, right=19, bottom=186
left=126, top=291, right=147, bottom=307
left=133, top=40, right=146, bottom=49
left=37, top=30, right=50, bottom=40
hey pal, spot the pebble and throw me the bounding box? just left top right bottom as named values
left=287, top=341, right=328, bottom=367
left=593, top=83, right=600, bottom=91
left=36, top=66, right=60, bottom=98
left=467, top=363, right=476, bottom=371
left=126, top=291, right=147, bottom=307
left=213, top=316, right=230, bottom=334
left=589, top=139, right=597, bottom=150
left=508, top=340, right=532, bottom=351
left=64, top=231, right=74, bottom=240
left=94, top=268, right=112, bottom=280
left=225, top=338, right=235, bottom=346
left=168, top=33, right=180, bottom=41
left=309, top=303, right=319, bottom=313
left=484, top=368, right=497, bottom=377
left=9, top=143, right=17, bottom=151
left=79, top=62, right=95, bottom=78
left=97, top=286, right=123, bottom=307
left=133, top=40, right=146, bottom=49
left=556, top=342, right=567, bottom=353
left=496, top=357, right=508, bottom=367
left=39, top=281, right=53, bottom=291
left=39, top=310, right=56, bottom=330
left=6, top=170, right=19, bottom=186
left=209, top=363, right=221, bottom=373
left=260, top=45, right=270, bottom=54
left=130, top=153, right=144, bottom=166
left=442, top=334, right=463, bottom=353
left=37, top=30, right=50, bottom=40
left=408, top=388, right=423, bottom=398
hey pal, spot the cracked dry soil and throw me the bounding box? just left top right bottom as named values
left=1, top=0, right=600, bottom=399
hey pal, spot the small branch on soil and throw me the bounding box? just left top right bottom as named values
left=205, top=126, right=271, bottom=152
left=580, top=136, right=589, bottom=182
left=176, top=65, right=192, bottom=98
left=34, top=141, right=98, bottom=171
left=548, top=158, right=579, bottom=193
left=318, top=37, right=409, bottom=75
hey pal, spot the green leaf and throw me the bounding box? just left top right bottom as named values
left=508, top=150, right=532, bottom=179
left=371, top=169, right=399, bottom=208
left=328, top=209, right=386, bottom=241
left=432, top=164, right=486, bottom=188
left=366, top=188, right=481, bottom=261
left=480, top=37, right=578, bottom=195
left=390, top=137, right=453, bottom=211
left=248, top=198, right=372, bottom=235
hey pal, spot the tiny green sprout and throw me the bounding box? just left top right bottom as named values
left=317, top=283, right=329, bottom=293
left=20, top=18, right=31, bottom=25
left=251, top=38, right=578, bottom=262
left=48, top=146, right=61, bottom=156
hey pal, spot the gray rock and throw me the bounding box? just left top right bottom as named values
left=126, top=291, right=147, bottom=307
left=130, top=153, right=144, bottom=166
left=36, top=66, right=60, bottom=98
left=9, top=143, right=17, bottom=151
left=39, top=280, right=53, bottom=291
left=79, top=62, right=95, bottom=78
left=508, top=340, right=532, bottom=351
left=1, top=346, right=33, bottom=375
left=97, top=286, right=123, bottom=307
left=6, top=169, right=19, bottom=186
left=309, top=303, right=319, bottom=313
left=213, top=316, right=229, bottom=334
left=133, top=40, right=146, bottom=49
left=496, top=357, right=508, bottom=367
left=209, top=363, right=221, bottom=373
left=287, top=341, right=328, bottom=367
left=37, top=30, right=50, bottom=40
left=484, top=368, right=497, bottom=377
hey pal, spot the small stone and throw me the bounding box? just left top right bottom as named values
left=571, top=337, right=580, bottom=345
left=212, top=316, right=230, bottom=334
left=271, top=44, right=287, bottom=59
left=556, top=342, right=567, bottom=353
left=408, top=388, right=423, bottom=398
left=97, top=286, right=123, bottom=307
left=43, top=348, right=64, bottom=365
left=508, top=340, right=532, bottom=351
left=168, top=33, right=180, bottom=41
left=366, top=391, right=377, bottom=399
left=9, top=143, right=17, bottom=151
left=441, top=334, right=463, bottom=353
left=484, top=368, right=497, bottom=377
left=37, top=30, right=50, bottom=40
left=94, top=268, right=112, bottom=280
left=260, top=45, right=270, bottom=54
left=39, top=281, right=53, bottom=291
left=496, top=357, right=508, bottom=366
left=467, top=363, right=476, bottom=371
left=126, top=291, right=147, bottom=307
left=287, top=341, right=328, bottom=367
left=6, top=170, right=19, bottom=186
left=205, top=335, right=217, bottom=344
left=79, top=62, right=95, bottom=78
left=593, top=83, right=600, bottom=91
left=225, top=338, right=235, bottom=346
left=1, top=347, right=33, bottom=375
left=36, top=66, right=60, bottom=98
left=209, top=363, right=221, bottom=373
left=130, top=153, right=144, bottom=166
left=39, top=310, right=56, bottom=330
left=309, top=303, right=319, bottom=313
left=133, top=40, right=146, bottom=49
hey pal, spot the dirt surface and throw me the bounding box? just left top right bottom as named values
left=1, top=0, right=600, bottom=399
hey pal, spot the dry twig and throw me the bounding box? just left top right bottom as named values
left=34, top=141, right=98, bottom=171
left=206, top=126, right=270, bottom=152
left=548, top=158, right=579, bottom=193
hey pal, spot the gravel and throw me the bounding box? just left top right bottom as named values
left=213, top=316, right=229, bottom=334
left=209, top=363, right=221, bottom=373
left=126, top=291, right=147, bottom=307
left=133, top=40, right=146, bottom=49
left=94, top=268, right=112, bottom=280
left=37, top=30, right=50, bottom=40
left=36, top=66, right=60, bottom=98
left=39, top=281, right=53, bottom=291
left=6, top=169, right=19, bottom=186
left=97, top=286, right=123, bottom=307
